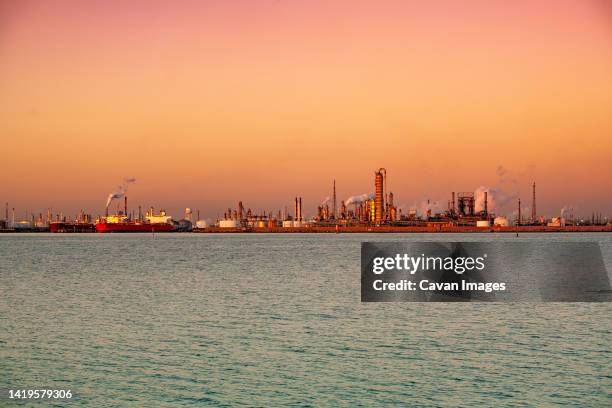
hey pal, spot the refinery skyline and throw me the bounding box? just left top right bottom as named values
left=2, top=166, right=610, bottom=234
left=1, top=1, right=611, bottom=217
left=1, top=167, right=609, bottom=224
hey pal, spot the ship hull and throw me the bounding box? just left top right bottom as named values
left=95, top=222, right=176, bottom=233
left=49, top=222, right=95, bottom=233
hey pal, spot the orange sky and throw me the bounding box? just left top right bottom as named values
left=1, top=0, right=611, bottom=219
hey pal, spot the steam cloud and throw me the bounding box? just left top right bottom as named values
left=106, top=177, right=136, bottom=209
left=414, top=200, right=444, bottom=216
left=491, top=164, right=532, bottom=215
left=474, top=186, right=496, bottom=213
left=345, top=193, right=374, bottom=206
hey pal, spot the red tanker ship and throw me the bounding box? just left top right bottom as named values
left=95, top=205, right=176, bottom=233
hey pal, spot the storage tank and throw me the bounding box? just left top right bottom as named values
left=282, top=220, right=294, bottom=228
left=219, top=219, right=240, bottom=228
left=195, top=220, right=208, bottom=229
left=13, top=220, right=33, bottom=231
left=493, top=216, right=509, bottom=227
left=476, top=220, right=490, bottom=227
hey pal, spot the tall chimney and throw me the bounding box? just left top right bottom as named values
left=298, top=197, right=302, bottom=221
left=531, top=182, right=536, bottom=223
left=294, top=197, right=298, bottom=221
left=124, top=196, right=128, bottom=217
left=451, top=192, right=455, bottom=215
left=333, top=179, right=337, bottom=219
left=517, top=198, right=521, bottom=226
left=484, top=191, right=488, bottom=217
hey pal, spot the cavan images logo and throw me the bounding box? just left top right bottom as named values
left=370, top=252, right=505, bottom=293
left=361, top=242, right=612, bottom=302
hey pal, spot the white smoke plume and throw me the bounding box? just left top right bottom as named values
left=474, top=186, right=497, bottom=213
left=345, top=193, right=374, bottom=206
left=411, top=200, right=444, bottom=217
left=321, top=196, right=331, bottom=206
left=105, top=177, right=136, bottom=209
left=489, top=168, right=520, bottom=214
left=491, top=164, right=534, bottom=216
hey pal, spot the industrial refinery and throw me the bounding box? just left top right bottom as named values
left=1, top=168, right=610, bottom=233
left=208, top=168, right=610, bottom=233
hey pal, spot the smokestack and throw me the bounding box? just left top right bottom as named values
left=451, top=192, right=455, bottom=215
left=333, top=179, right=337, bottom=219
left=299, top=197, right=302, bottom=221
left=294, top=197, right=298, bottom=221
left=531, top=182, right=536, bottom=223
left=484, top=191, right=488, bottom=217
left=138, top=205, right=142, bottom=221
left=517, top=198, right=521, bottom=226
left=124, top=196, right=128, bottom=217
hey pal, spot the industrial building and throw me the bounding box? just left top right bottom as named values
left=3, top=168, right=611, bottom=233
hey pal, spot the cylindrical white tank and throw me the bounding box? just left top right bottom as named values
left=476, top=220, right=490, bottom=227
left=282, top=220, right=294, bottom=228
left=13, top=221, right=33, bottom=230
left=493, top=216, right=509, bottom=227
left=195, top=220, right=208, bottom=229
left=219, top=219, right=240, bottom=228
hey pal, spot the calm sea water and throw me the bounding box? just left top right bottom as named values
left=1, top=233, right=611, bottom=407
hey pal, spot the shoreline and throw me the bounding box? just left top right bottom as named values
left=194, top=225, right=612, bottom=233
left=2, top=226, right=611, bottom=234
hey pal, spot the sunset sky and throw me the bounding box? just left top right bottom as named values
left=1, top=0, right=611, bottom=220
